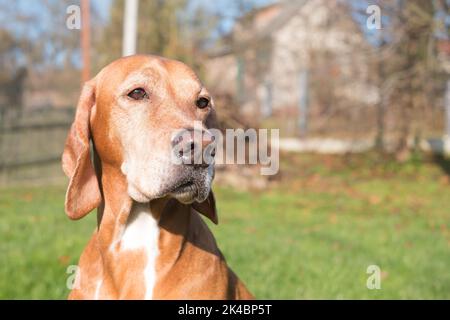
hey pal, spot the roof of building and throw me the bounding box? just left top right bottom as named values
left=208, top=0, right=365, bottom=58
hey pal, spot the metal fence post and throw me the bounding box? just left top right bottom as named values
left=298, top=70, right=309, bottom=137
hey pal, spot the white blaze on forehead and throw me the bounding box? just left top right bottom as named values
left=121, top=202, right=160, bottom=300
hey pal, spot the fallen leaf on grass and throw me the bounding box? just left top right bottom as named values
left=368, top=195, right=382, bottom=205
left=58, top=255, right=71, bottom=265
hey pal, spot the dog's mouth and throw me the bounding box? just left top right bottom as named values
left=124, top=161, right=213, bottom=204
left=169, top=180, right=199, bottom=203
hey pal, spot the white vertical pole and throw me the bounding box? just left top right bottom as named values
left=444, top=80, right=450, bottom=155
left=298, top=70, right=309, bottom=138
left=122, top=0, right=139, bottom=56
left=446, top=80, right=450, bottom=138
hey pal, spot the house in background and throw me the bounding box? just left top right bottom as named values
left=206, top=0, right=379, bottom=137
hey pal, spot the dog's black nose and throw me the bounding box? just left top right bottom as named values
left=172, top=128, right=216, bottom=167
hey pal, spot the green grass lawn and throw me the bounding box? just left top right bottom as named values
left=1, top=153, right=449, bottom=299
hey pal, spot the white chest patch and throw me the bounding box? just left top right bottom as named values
left=121, top=202, right=160, bottom=300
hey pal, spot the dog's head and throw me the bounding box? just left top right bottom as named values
left=62, top=55, right=217, bottom=223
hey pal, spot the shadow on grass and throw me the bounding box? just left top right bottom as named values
left=432, top=154, right=450, bottom=176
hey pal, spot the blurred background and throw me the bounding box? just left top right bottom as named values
left=0, top=0, right=449, bottom=299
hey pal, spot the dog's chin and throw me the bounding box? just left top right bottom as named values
left=168, top=181, right=198, bottom=204
left=125, top=163, right=214, bottom=204
left=127, top=183, right=152, bottom=203
left=169, top=180, right=211, bottom=204
left=127, top=178, right=211, bottom=204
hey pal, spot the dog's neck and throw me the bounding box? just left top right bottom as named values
left=95, top=164, right=171, bottom=248
left=92, top=164, right=195, bottom=298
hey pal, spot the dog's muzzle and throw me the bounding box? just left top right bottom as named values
left=168, top=128, right=216, bottom=203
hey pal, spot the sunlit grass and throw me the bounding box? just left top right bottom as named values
left=1, top=153, right=449, bottom=299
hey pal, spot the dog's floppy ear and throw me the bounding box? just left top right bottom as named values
left=192, top=191, right=218, bottom=225
left=62, top=80, right=101, bottom=220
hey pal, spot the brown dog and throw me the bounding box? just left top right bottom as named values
left=62, top=55, right=253, bottom=299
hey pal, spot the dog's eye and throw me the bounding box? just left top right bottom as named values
left=196, top=97, right=210, bottom=109
left=128, top=88, right=148, bottom=100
